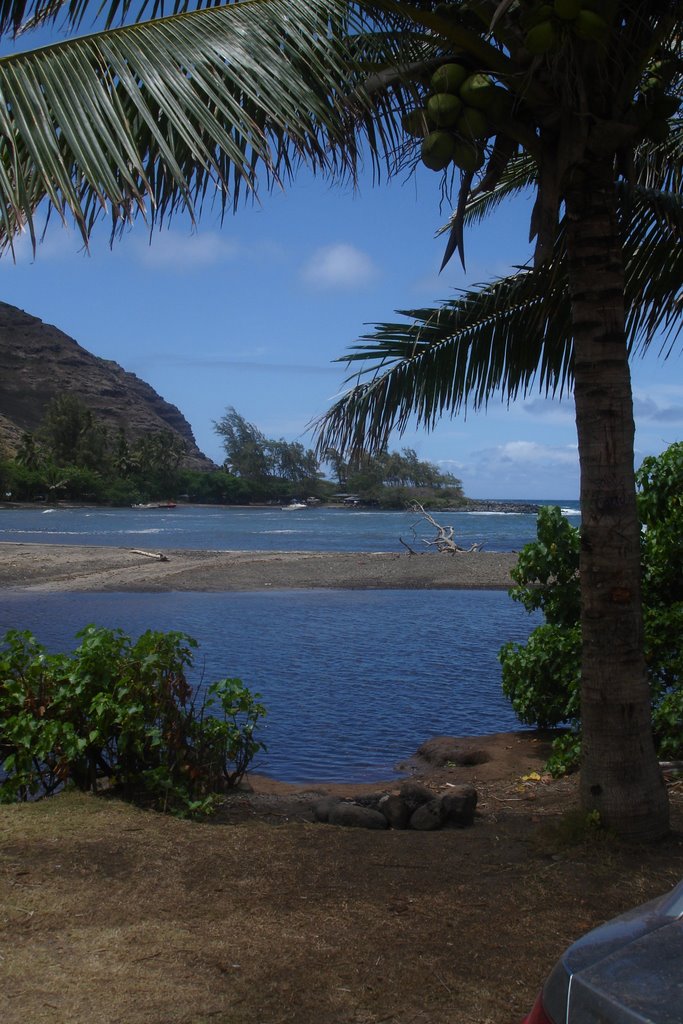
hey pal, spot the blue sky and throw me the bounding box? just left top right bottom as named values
left=1, top=156, right=681, bottom=499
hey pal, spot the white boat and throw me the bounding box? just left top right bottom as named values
left=281, top=501, right=307, bottom=511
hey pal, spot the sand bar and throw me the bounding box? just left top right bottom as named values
left=0, top=542, right=518, bottom=593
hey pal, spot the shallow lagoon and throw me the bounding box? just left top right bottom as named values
left=0, top=588, right=540, bottom=783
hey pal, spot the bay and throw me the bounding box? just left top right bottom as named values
left=0, top=501, right=570, bottom=782
left=0, top=589, right=541, bottom=783
left=0, top=499, right=580, bottom=553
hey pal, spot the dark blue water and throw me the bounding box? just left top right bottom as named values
left=0, top=501, right=580, bottom=553
left=0, top=589, right=541, bottom=783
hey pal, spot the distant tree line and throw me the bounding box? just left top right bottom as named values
left=0, top=399, right=465, bottom=508
left=214, top=407, right=465, bottom=508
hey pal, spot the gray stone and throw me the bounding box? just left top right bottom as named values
left=353, top=792, right=388, bottom=812
left=409, top=798, right=444, bottom=831
left=416, top=736, right=491, bottom=768
left=378, top=794, right=411, bottom=830
left=312, top=796, right=343, bottom=823
left=328, top=802, right=389, bottom=830
left=398, top=781, right=434, bottom=815
left=441, top=785, right=478, bottom=827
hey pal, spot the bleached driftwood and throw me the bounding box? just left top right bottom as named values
left=407, top=501, right=483, bottom=554
left=130, top=549, right=169, bottom=562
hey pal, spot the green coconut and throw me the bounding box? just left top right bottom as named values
left=451, top=141, right=485, bottom=173
left=521, top=3, right=554, bottom=30
left=554, top=0, right=581, bottom=19
left=573, top=9, right=608, bottom=41
left=525, top=20, right=558, bottom=55
left=401, top=109, right=429, bottom=138
left=430, top=63, right=469, bottom=95
left=427, top=92, right=463, bottom=128
left=459, top=74, right=494, bottom=109
left=421, top=131, right=457, bottom=171
left=457, top=106, right=491, bottom=140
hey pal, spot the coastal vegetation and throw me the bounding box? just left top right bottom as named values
left=0, top=398, right=464, bottom=508
left=500, top=443, right=683, bottom=775
left=0, top=625, right=266, bottom=817
left=0, top=0, right=679, bottom=843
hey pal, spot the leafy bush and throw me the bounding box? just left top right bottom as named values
left=500, top=443, right=683, bottom=775
left=0, top=626, right=266, bottom=817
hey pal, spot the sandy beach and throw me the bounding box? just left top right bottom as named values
left=0, top=541, right=518, bottom=592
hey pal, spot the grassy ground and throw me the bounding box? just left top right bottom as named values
left=2, top=736, right=682, bottom=1024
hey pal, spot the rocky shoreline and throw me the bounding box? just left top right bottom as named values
left=458, top=499, right=540, bottom=514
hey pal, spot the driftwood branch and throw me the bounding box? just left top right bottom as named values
left=399, top=536, right=418, bottom=555
left=407, top=501, right=484, bottom=554
left=130, top=549, right=169, bottom=562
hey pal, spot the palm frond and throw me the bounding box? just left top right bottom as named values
left=625, top=184, right=683, bottom=354
left=315, top=184, right=683, bottom=456
left=0, top=0, right=387, bottom=250
left=314, top=259, right=570, bottom=457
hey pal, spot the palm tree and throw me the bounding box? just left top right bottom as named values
left=0, top=0, right=680, bottom=837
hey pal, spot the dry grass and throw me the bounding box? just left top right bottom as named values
left=2, top=741, right=682, bottom=1024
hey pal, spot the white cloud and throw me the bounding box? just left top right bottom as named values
left=132, top=231, right=241, bottom=270
left=522, top=397, right=575, bottom=421
left=633, top=393, right=683, bottom=423
left=0, top=228, right=82, bottom=267
left=301, top=243, right=379, bottom=289
left=478, top=440, right=578, bottom=467
left=439, top=440, right=580, bottom=498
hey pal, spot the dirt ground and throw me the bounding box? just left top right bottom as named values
left=2, top=732, right=682, bottom=1024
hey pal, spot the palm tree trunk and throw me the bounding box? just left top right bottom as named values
left=565, top=164, right=669, bottom=841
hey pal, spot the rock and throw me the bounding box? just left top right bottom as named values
left=379, top=794, right=411, bottom=830
left=328, top=802, right=389, bottom=830
left=313, top=796, right=344, bottom=823
left=398, top=781, right=435, bottom=815
left=353, top=792, right=388, bottom=812
left=416, top=736, right=491, bottom=768
left=455, top=749, right=491, bottom=767
left=409, top=798, right=444, bottom=831
left=441, top=785, right=478, bottom=828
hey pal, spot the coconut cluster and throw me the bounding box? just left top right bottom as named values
left=522, top=0, right=609, bottom=54
left=404, top=63, right=510, bottom=173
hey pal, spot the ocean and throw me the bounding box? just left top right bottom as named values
left=0, top=499, right=580, bottom=553
left=0, top=501, right=575, bottom=782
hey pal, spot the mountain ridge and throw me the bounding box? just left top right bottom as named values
left=0, top=301, right=215, bottom=471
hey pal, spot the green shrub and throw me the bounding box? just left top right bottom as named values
left=0, top=626, right=266, bottom=817
left=500, top=443, right=683, bottom=776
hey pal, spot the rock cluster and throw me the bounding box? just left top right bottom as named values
left=313, top=781, right=478, bottom=832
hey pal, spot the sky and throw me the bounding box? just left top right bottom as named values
left=1, top=136, right=681, bottom=499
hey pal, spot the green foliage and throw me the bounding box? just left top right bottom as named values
left=0, top=626, right=266, bottom=817
left=638, top=442, right=683, bottom=755
left=500, top=444, right=683, bottom=775
left=214, top=407, right=320, bottom=487
left=509, top=505, right=580, bottom=624
left=500, top=623, right=581, bottom=728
